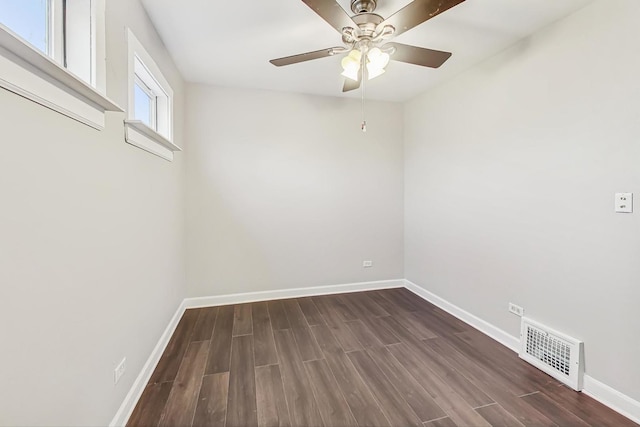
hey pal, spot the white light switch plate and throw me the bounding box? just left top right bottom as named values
left=615, top=193, right=633, bottom=213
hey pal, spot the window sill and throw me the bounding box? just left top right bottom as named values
left=124, top=120, right=181, bottom=161
left=0, top=25, right=122, bottom=129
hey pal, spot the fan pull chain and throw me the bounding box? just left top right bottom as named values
left=361, top=53, right=367, bottom=133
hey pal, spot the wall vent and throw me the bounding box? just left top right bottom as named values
left=519, top=317, right=584, bottom=390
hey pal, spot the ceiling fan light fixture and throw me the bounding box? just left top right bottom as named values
left=341, top=49, right=362, bottom=81
left=340, top=68, right=358, bottom=82
left=367, top=48, right=390, bottom=68
left=366, top=63, right=385, bottom=80
left=363, top=47, right=389, bottom=80
left=341, top=66, right=360, bottom=81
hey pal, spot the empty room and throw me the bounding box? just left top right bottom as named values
left=1, top=0, right=639, bottom=426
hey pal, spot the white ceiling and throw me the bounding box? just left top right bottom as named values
left=140, top=0, right=594, bottom=102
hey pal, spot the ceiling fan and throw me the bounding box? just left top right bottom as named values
left=270, top=0, right=466, bottom=92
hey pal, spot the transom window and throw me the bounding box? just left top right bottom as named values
left=133, top=55, right=169, bottom=134
left=124, top=29, right=179, bottom=161
left=0, top=0, right=95, bottom=85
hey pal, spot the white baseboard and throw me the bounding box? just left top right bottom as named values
left=109, top=300, right=187, bottom=427
left=184, top=279, right=404, bottom=308
left=112, top=277, right=640, bottom=426
left=404, top=278, right=640, bottom=424
left=583, top=375, right=640, bottom=424
left=403, top=279, right=520, bottom=351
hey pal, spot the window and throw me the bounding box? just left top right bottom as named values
left=0, top=0, right=120, bottom=128
left=132, top=56, right=168, bottom=134
left=124, top=29, right=180, bottom=161
left=1, top=0, right=95, bottom=85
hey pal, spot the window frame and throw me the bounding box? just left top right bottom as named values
left=124, top=28, right=180, bottom=161
left=0, top=0, right=120, bottom=128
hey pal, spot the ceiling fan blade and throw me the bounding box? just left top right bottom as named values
left=270, top=47, right=343, bottom=66
left=385, top=42, right=452, bottom=68
left=301, top=0, right=357, bottom=33
left=378, top=0, right=465, bottom=38
left=342, top=77, right=361, bottom=92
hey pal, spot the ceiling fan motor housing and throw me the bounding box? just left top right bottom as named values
left=351, top=0, right=377, bottom=14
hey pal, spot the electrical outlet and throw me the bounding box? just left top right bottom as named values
left=509, top=303, right=524, bottom=317
left=615, top=193, right=633, bottom=213
left=362, top=260, right=373, bottom=268
left=114, top=357, right=126, bottom=384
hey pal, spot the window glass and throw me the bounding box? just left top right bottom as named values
left=65, top=0, right=93, bottom=83
left=0, top=0, right=48, bottom=53
left=134, top=81, right=153, bottom=128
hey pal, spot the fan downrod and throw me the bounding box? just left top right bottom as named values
left=350, top=0, right=377, bottom=14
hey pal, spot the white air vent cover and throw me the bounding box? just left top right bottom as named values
left=519, top=317, right=584, bottom=390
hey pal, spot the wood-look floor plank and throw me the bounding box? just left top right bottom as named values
left=348, top=350, right=424, bottom=427
left=325, top=295, right=358, bottom=322
left=397, top=288, right=447, bottom=313
left=387, top=343, right=491, bottom=427
left=437, top=332, right=535, bottom=397
left=282, top=299, right=308, bottom=329
left=252, top=302, right=279, bottom=367
left=475, top=403, right=524, bottom=427
left=335, top=293, right=372, bottom=321
left=311, top=296, right=363, bottom=353
left=205, top=304, right=235, bottom=375
left=366, top=346, right=447, bottom=423
left=193, top=372, right=229, bottom=427
left=377, top=316, right=494, bottom=408
left=423, top=417, right=458, bottom=427
left=408, top=309, right=465, bottom=337
left=304, top=359, right=358, bottom=427
left=226, top=335, right=258, bottom=427
left=345, top=319, right=385, bottom=349
left=366, top=290, right=409, bottom=313
left=127, top=382, right=173, bottom=427
left=430, top=306, right=471, bottom=332
left=282, top=299, right=324, bottom=361
left=542, top=384, right=639, bottom=427
left=268, top=301, right=291, bottom=330
left=392, top=309, right=438, bottom=340
left=357, top=315, right=401, bottom=345
left=256, top=365, right=292, bottom=427
left=521, top=391, right=590, bottom=427
left=191, top=307, right=218, bottom=342
left=340, top=292, right=389, bottom=317
left=379, top=288, right=424, bottom=312
left=310, top=324, right=390, bottom=427
left=297, top=298, right=324, bottom=326
left=232, top=303, right=253, bottom=336
left=454, top=330, right=558, bottom=392
left=159, top=341, right=209, bottom=427
left=150, top=309, right=200, bottom=383
left=425, top=338, right=557, bottom=427
left=273, top=329, right=324, bottom=427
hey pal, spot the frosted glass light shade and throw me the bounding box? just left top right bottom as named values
left=366, top=64, right=385, bottom=79
left=341, top=49, right=362, bottom=81
left=367, top=48, right=390, bottom=69
left=341, top=66, right=359, bottom=81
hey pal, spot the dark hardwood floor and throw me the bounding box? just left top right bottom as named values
left=128, top=288, right=637, bottom=427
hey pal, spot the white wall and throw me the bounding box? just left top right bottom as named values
left=404, top=0, right=640, bottom=402
left=0, top=1, right=186, bottom=425
left=185, top=85, right=404, bottom=297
